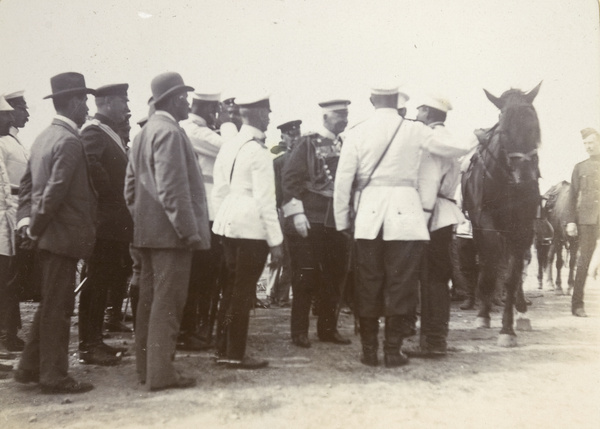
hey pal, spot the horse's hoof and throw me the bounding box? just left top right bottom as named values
left=515, top=317, right=532, bottom=331
left=555, top=287, right=564, bottom=296
left=475, top=317, right=491, bottom=329
left=497, top=334, right=517, bottom=348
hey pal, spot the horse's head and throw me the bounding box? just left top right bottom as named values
left=483, top=82, right=542, bottom=186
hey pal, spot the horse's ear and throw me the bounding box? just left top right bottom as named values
left=524, top=81, right=543, bottom=104
left=484, top=89, right=503, bottom=109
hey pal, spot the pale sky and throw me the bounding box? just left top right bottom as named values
left=1, top=0, right=599, bottom=192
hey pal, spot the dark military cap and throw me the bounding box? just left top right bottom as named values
left=95, top=83, right=129, bottom=98
left=222, top=97, right=236, bottom=105
left=277, top=120, right=302, bottom=134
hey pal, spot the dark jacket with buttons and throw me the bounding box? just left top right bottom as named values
left=567, top=155, right=600, bottom=225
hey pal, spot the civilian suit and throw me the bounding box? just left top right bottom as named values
left=14, top=72, right=97, bottom=394
left=125, top=72, right=210, bottom=391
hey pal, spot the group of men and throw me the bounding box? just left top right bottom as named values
left=0, top=70, right=598, bottom=394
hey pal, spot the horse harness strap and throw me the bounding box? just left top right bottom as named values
left=507, top=148, right=537, bottom=161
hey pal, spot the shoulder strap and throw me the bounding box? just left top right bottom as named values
left=229, top=139, right=255, bottom=183
left=358, top=117, right=404, bottom=191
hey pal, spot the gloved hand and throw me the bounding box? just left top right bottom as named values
left=269, top=244, right=284, bottom=270
left=16, top=226, right=36, bottom=251
left=293, top=213, right=311, bottom=238
left=566, top=222, right=578, bottom=237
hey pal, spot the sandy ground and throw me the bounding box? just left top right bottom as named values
left=1, top=256, right=600, bottom=429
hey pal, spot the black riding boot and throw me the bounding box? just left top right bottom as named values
left=384, top=316, right=410, bottom=368
left=359, top=317, right=379, bottom=366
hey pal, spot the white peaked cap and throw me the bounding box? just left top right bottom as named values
left=191, top=91, right=221, bottom=101
left=419, top=95, right=453, bottom=112
left=4, top=90, right=25, bottom=100
left=0, top=96, right=15, bottom=111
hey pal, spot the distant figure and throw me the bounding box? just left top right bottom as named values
left=15, top=72, right=97, bottom=394
left=125, top=72, right=210, bottom=391
left=566, top=127, right=600, bottom=317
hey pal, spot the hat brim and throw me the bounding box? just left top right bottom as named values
left=43, top=88, right=97, bottom=100
left=152, top=85, right=195, bottom=105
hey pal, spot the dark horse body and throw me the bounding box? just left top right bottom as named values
left=536, top=181, right=578, bottom=293
left=463, top=83, right=542, bottom=346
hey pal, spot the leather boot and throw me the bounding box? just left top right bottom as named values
left=383, top=316, right=409, bottom=368
left=359, top=317, right=379, bottom=366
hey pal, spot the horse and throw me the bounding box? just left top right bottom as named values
left=535, top=181, right=578, bottom=293
left=462, top=82, right=542, bottom=347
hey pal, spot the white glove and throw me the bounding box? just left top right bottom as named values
left=293, top=213, right=311, bottom=238
left=566, top=222, right=578, bottom=237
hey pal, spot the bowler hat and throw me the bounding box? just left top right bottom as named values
left=150, top=72, right=194, bottom=105
left=43, top=72, right=96, bottom=99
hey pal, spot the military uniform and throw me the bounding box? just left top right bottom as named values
left=567, top=129, right=600, bottom=314
left=78, top=85, right=133, bottom=364
left=282, top=117, right=350, bottom=345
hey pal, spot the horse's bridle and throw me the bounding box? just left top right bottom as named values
left=480, top=132, right=538, bottom=185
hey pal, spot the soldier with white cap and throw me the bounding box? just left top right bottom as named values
left=179, top=90, right=226, bottom=349
left=281, top=98, right=352, bottom=348
left=0, top=95, right=16, bottom=368
left=334, top=84, right=474, bottom=367
left=412, top=94, right=465, bottom=356
left=212, top=92, right=284, bottom=369
left=0, top=91, right=28, bottom=353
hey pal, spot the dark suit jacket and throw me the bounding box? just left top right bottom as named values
left=124, top=113, right=210, bottom=250
left=81, top=114, right=133, bottom=242
left=567, top=155, right=600, bottom=225
left=17, top=118, right=97, bottom=259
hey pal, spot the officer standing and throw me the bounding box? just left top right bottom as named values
left=566, top=127, right=600, bottom=317
left=268, top=120, right=302, bottom=307
left=282, top=100, right=352, bottom=348
left=334, top=85, right=473, bottom=367
left=413, top=95, right=465, bottom=356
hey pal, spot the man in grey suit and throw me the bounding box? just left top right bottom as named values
left=14, top=72, right=97, bottom=394
left=125, top=72, right=211, bottom=391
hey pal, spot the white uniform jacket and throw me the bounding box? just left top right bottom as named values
left=212, top=124, right=283, bottom=247
left=0, top=128, right=29, bottom=255
left=181, top=114, right=225, bottom=220
left=334, top=108, right=474, bottom=241
left=418, top=122, right=465, bottom=232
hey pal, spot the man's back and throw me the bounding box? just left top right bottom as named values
left=25, top=119, right=96, bottom=259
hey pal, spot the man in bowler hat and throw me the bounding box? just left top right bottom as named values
left=78, top=83, right=132, bottom=366
left=14, top=72, right=97, bottom=393
left=125, top=72, right=210, bottom=390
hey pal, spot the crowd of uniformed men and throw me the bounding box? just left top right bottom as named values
left=0, top=70, right=597, bottom=394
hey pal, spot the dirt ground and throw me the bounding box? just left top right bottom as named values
left=1, top=256, right=600, bottom=429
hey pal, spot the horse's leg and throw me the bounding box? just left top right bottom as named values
left=545, top=241, right=556, bottom=290
left=536, top=242, right=546, bottom=290
left=498, top=252, right=520, bottom=347
left=555, top=241, right=564, bottom=294
left=475, top=264, right=493, bottom=328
